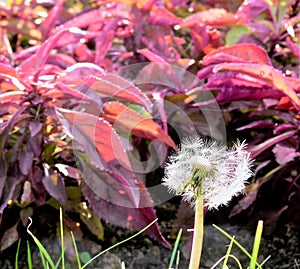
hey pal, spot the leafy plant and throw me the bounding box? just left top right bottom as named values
left=0, top=0, right=184, bottom=250
left=194, top=0, right=300, bottom=226
left=0, top=0, right=299, bottom=258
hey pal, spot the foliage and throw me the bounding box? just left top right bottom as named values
left=0, top=0, right=299, bottom=254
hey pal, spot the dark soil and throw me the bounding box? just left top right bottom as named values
left=0, top=201, right=299, bottom=269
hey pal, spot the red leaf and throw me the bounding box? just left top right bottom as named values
left=90, top=72, right=152, bottom=112
left=103, top=102, right=177, bottom=150
left=181, top=8, right=241, bottom=28
left=44, top=83, right=101, bottom=107
left=213, top=63, right=300, bottom=108
left=58, top=109, right=131, bottom=167
left=201, top=43, right=272, bottom=65
left=58, top=108, right=141, bottom=206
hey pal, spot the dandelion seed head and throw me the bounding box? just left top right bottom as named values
left=162, top=136, right=253, bottom=210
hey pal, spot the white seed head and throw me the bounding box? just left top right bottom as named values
left=162, top=137, right=253, bottom=210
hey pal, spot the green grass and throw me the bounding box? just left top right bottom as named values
left=15, top=209, right=269, bottom=269
left=213, top=220, right=269, bottom=269
left=15, top=208, right=159, bottom=269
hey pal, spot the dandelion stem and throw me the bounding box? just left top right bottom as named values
left=189, top=187, right=204, bottom=269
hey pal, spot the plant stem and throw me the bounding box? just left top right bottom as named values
left=188, top=189, right=204, bottom=269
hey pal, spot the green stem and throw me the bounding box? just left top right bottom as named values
left=188, top=190, right=204, bottom=269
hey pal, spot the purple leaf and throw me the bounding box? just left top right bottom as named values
left=229, top=184, right=259, bottom=217
left=0, top=174, right=24, bottom=214
left=95, top=19, right=117, bottom=64
left=237, top=120, right=274, bottom=131
left=236, top=0, right=269, bottom=23
left=54, top=164, right=79, bottom=179
left=247, top=130, right=297, bottom=158
left=18, top=147, right=34, bottom=175
left=0, top=154, right=7, bottom=198
left=82, top=180, right=170, bottom=247
left=0, top=223, right=19, bottom=251
left=42, top=174, right=67, bottom=204
left=29, top=121, right=43, bottom=137
left=213, top=63, right=300, bottom=108
left=47, top=53, right=77, bottom=69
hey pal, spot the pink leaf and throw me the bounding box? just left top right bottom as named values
left=17, top=28, right=70, bottom=76
left=149, top=6, right=182, bottom=26
left=272, top=144, right=300, bottom=164
left=201, top=43, right=272, bottom=65
left=213, top=63, right=300, bottom=108
left=138, top=49, right=168, bottom=64
left=40, top=0, right=68, bottom=39
left=57, top=9, right=105, bottom=30
left=181, top=8, right=242, bottom=28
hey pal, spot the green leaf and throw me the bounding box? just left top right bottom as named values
left=80, top=252, right=92, bottom=264
left=226, top=25, right=251, bottom=45
left=80, top=209, right=104, bottom=241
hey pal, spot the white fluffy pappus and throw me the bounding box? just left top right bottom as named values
left=162, top=137, right=253, bottom=209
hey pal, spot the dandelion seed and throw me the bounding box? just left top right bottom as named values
left=163, top=137, right=253, bottom=209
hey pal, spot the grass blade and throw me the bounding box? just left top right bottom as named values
left=212, top=224, right=263, bottom=269
left=175, top=250, right=180, bottom=269
left=222, top=236, right=235, bottom=269
left=168, top=228, right=182, bottom=269
left=71, top=231, right=82, bottom=269
left=27, top=241, right=33, bottom=269
left=27, top=217, right=56, bottom=269
left=15, top=239, right=21, bottom=269
left=250, top=220, right=263, bottom=269
left=81, top=218, right=159, bottom=269
left=59, top=208, right=65, bottom=269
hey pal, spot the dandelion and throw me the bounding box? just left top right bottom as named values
left=163, top=136, right=253, bottom=269
left=163, top=137, right=252, bottom=209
